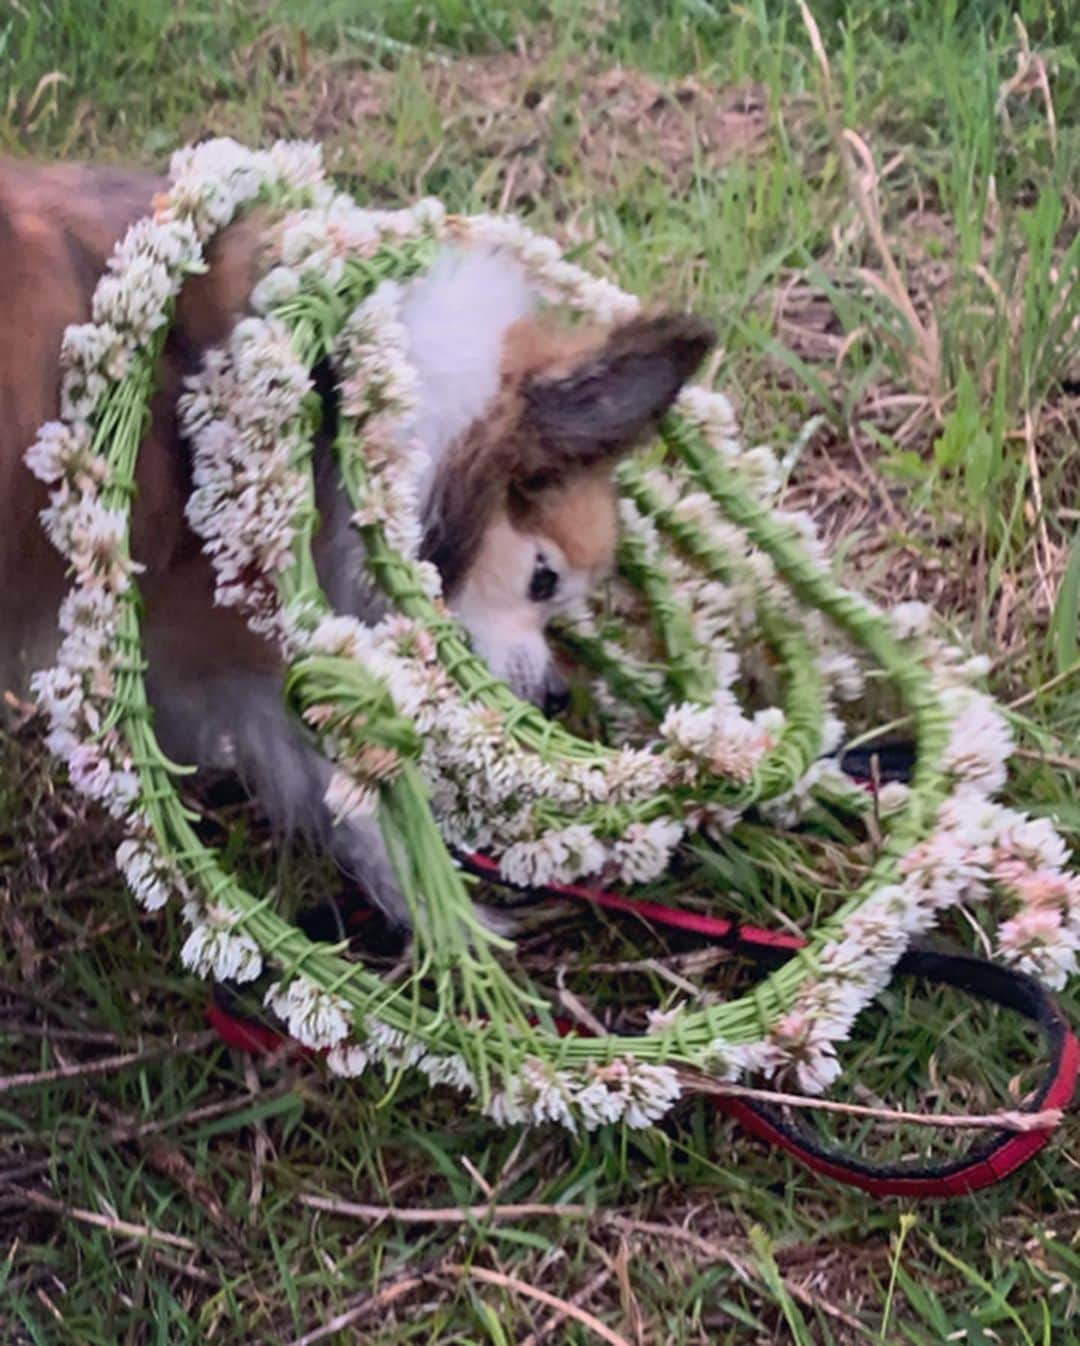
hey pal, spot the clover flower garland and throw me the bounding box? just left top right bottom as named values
left=185, top=186, right=1080, bottom=1090
left=25, top=138, right=1080, bottom=1131
left=25, top=140, right=353, bottom=991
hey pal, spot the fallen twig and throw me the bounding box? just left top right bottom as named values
left=680, top=1070, right=1061, bottom=1132
left=0, top=1031, right=216, bottom=1095
left=299, top=1194, right=592, bottom=1223
left=1, top=1181, right=197, bottom=1250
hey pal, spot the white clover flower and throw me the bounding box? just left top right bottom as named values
left=66, top=502, right=137, bottom=594
left=60, top=320, right=132, bottom=382
left=268, top=139, right=325, bottom=192
left=410, top=197, right=446, bottom=231
left=182, top=318, right=313, bottom=631
left=889, top=602, right=934, bottom=640
left=325, top=1043, right=371, bottom=1078
left=250, top=265, right=302, bottom=313
left=324, top=769, right=378, bottom=824
left=676, top=384, right=738, bottom=438
left=899, top=827, right=990, bottom=910
left=702, top=1038, right=751, bottom=1082
left=307, top=616, right=371, bottom=656
left=612, top=818, right=684, bottom=884
left=995, top=814, right=1070, bottom=874
left=362, top=1016, right=428, bottom=1075
left=645, top=1002, right=686, bottom=1034
left=181, top=921, right=263, bottom=983
left=92, top=256, right=174, bottom=342
left=738, top=446, right=784, bottom=500
left=576, top=1059, right=682, bottom=1130
left=485, top=1059, right=578, bottom=1130
left=66, top=737, right=140, bottom=817
left=618, top=497, right=663, bottom=558
left=499, top=824, right=606, bottom=888
left=25, top=420, right=97, bottom=485
left=940, top=688, right=1014, bottom=795
left=116, top=837, right=181, bottom=911
left=746, top=1010, right=844, bottom=1096
left=30, top=665, right=86, bottom=732
left=997, top=907, right=1079, bottom=990
left=265, top=976, right=352, bottom=1050
left=165, top=138, right=277, bottom=240
left=417, top=1053, right=478, bottom=1094
left=961, top=654, right=992, bottom=681
left=484, top=1083, right=528, bottom=1127
left=573, top=1076, right=628, bottom=1129
left=875, top=781, right=911, bottom=816
left=58, top=583, right=121, bottom=641
left=818, top=648, right=865, bottom=702
left=110, top=215, right=200, bottom=273
left=660, top=694, right=777, bottom=785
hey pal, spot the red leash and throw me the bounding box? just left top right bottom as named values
left=456, top=853, right=1078, bottom=1197
left=207, top=853, right=1076, bottom=1196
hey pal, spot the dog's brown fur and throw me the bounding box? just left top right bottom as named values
left=0, top=159, right=277, bottom=692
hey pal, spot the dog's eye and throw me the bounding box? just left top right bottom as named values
left=528, top=555, right=559, bottom=603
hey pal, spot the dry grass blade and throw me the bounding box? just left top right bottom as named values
left=1007, top=659, right=1080, bottom=708
left=556, top=968, right=610, bottom=1037
left=1013, top=747, right=1080, bottom=774
left=22, top=71, right=69, bottom=133
left=844, top=132, right=941, bottom=397
left=796, top=0, right=941, bottom=401
left=519, top=1268, right=614, bottom=1346
left=242, top=1055, right=269, bottom=1224
left=611, top=1236, right=646, bottom=1346
left=610, top=1218, right=867, bottom=1334
left=997, top=16, right=1058, bottom=156
left=0, top=1024, right=123, bottom=1047
left=1022, top=409, right=1057, bottom=608
left=284, top=1268, right=440, bottom=1346
left=448, top=1264, right=635, bottom=1346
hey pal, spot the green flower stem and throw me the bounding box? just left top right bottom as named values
left=550, top=620, right=670, bottom=721
left=616, top=530, right=714, bottom=704
left=668, top=415, right=951, bottom=809
left=622, top=459, right=826, bottom=807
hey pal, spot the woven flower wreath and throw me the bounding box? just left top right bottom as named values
left=27, top=139, right=1080, bottom=1130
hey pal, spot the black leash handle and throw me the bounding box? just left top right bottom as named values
left=712, top=946, right=1077, bottom=1197
left=458, top=853, right=1077, bottom=1197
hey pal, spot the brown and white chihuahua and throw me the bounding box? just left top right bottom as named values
left=0, top=157, right=713, bottom=927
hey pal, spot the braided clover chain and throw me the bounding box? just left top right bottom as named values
left=26, top=139, right=1080, bottom=1126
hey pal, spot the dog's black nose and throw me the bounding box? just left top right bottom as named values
left=542, top=674, right=571, bottom=719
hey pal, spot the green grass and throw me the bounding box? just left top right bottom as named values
left=2, top=1, right=1079, bottom=1342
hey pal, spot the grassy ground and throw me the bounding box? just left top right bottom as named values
left=2, top=1, right=1079, bottom=1341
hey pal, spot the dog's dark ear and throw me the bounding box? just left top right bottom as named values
left=517, top=314, right=714, bottom=489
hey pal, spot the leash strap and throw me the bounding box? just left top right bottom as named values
left=204, top=739, right=1077, bottom=1197
left=711, top=950, right=1078, bottom=1197
left=457, top=852, right=1078, bottom=1197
